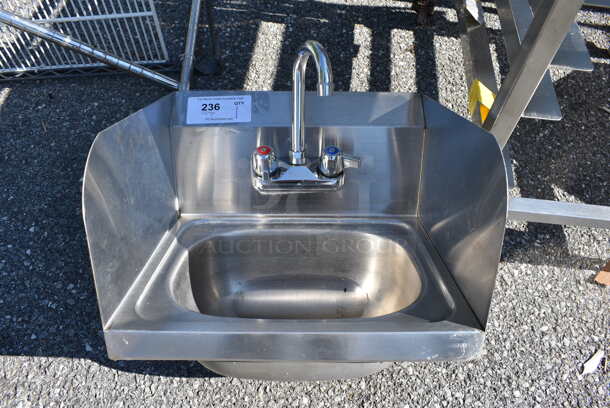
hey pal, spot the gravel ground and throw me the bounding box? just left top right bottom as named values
left=1, top=1, right=608, bottom=407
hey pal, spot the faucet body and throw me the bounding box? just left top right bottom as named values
left=251, top=41, right=360, bottom=194
left=290, top=40, right=334, bottom=165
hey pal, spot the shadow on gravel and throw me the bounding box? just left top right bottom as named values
left=194, top=0, right=467, bottom=97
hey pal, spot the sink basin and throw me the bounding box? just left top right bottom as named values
left=83, top=91, right=507, bottom=380
left=181, top=221, right=422, bottom=319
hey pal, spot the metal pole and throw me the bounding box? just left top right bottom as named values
left=508, top=198, right=610, bottom=228
left=179, top=0, right=202, bottom=91
left=455, top=0, right=498, bottom=126
left=0, top=9, right=178, bottom=90
left=583, top=0, right=610, bottom=7
left=482, top=0, right=584, bottom=147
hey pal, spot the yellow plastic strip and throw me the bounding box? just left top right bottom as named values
left=468, top=79, right=496, bottom=123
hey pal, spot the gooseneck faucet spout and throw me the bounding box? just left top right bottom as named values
left=290, top=40, right=334, bottom=165
left=251, top=40, right=358, bottom=194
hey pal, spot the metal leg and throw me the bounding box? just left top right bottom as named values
left=195, top=0, right=222, bottom=76
left=583, top=0, right=610, bottom=7
left=482, top=0, right=584, bottom=148
left=413, top=0, right=435, bottom=25
left=179, top=0, right=203, bottom=91
left=495, top=0, right=563, bottom=121
left=508, top=198, right=610, bottom=229
left=0, top=9, right=178, bottom=90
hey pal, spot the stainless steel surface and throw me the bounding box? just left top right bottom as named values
left=484, top=0, right=584, bottom=147
left=82, top=93, right=176, bottom=325
left=508, top=197, right=610, bottom=228
left=83, top=90, right=507, bottom=380
left=174, top=91, right=425, bottom=214
left=503, top=146, right=516, bottom=188
left=529, top=0, right=593, bottom=71
left=550, top=22, right=593, bottom=71
left=0, top=9, right=178, bottom=89
left=495, top=0, right=562, bottom=121
left=419, top=96, right=508, bottom=326
left=290, top=40, right=333, bottom=165
left=0, top=0, right=168, bottom=80
left=179, top=0, right=202, bottom=91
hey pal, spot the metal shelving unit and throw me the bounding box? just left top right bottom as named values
left=458, top=0, right=609, bottom=228
left=0, top=0, right=168, bottom=80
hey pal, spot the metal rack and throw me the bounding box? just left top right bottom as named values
left=0, top=0, right=168, bottom=80
left=458, top=0, right=609, bottom=228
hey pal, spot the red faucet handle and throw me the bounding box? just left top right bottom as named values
left=256, top=145, right=272, bottom=156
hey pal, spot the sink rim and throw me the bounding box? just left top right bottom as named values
left=126, top=215, right=486, bottom=327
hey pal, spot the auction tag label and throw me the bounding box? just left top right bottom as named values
left=186, top=95, right=252, bottom=125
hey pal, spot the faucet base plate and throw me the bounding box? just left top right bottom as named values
left=252, top=160, right=343, bottom=194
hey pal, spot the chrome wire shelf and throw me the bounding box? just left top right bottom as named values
left=0, top=0, right=168, bottom=80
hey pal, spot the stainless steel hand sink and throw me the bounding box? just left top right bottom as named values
left=83, top=91, right=507, bottom=380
